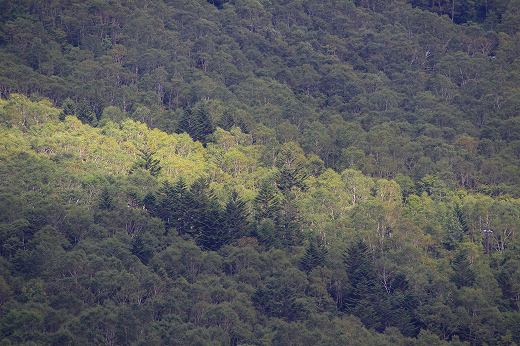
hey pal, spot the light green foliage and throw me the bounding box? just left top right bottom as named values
left=0, top=94, right=60, bottom=130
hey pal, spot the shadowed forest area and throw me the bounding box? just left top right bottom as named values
left=0, top=0, right=520, bottom=345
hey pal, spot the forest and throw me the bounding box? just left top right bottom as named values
left=0, top=0, right=519, bottom=345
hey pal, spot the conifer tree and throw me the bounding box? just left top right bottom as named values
left=277, top=201, right=303, bottom=247
left=131, top=148, right=161, bottom=177
left=98, top=187, right=113, bottom=210
left=188, top=178, right=221, bottom=243
left=171, top=179, right=194, bottom=235
left=219, top=110, right=235, bottom=130
left=451, top=249, right=476, bottom=288
left=75, top=99, right=96, bottom=124
left=277, top=165, right=307, bottom=194
left=178, top=104, right=214, bottom=144
left=300, top=236, right=328, bottom=272
left=222, top=190, right=250, bottom=241
left=60, top=98, right=75, bottom=120
left=156, top=179, right=192, bottom=232
left=143, top=193, right=157, bottom=215
left=455, top=204, right=469, bottom=234
left=254, top=181, right=281, bottom=222
left=131, top=235, right=152, bottom=264
left=443, top=207, right=465, bottom=250
left=343, top=239, right=383, bottom=330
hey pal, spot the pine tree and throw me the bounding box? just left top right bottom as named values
left=178, top=104, right=214, bottom=144
left=300, top=236, right=328, bottom=272
left=131, top=235, right=153, bottom=264
left=455, top=204, right=469, bottom=234
left=188, top=178, right=222, bottom=244
left=277, top=165, right=307, bottom=194
left=143, top=193, right=157, bottom=215
left=254, top=180, right=281, bottom=222
left=171, top=179, right=194, bottom=235
left=343, top=239, right=383, bottom=330
left=442, top=207, right=464, bottom=250
left=60, top=98, right=75, bottom=120
left=75, top=99, right=96, bottom=124
left=130, top=148, right=161, bottom=176
left=219, top=110, right=235, bottom=130
left=156, top=179, right=192, bottom=232
left=451, top=249, right=476, bottom=288
left=277, top=200, right=303, bottom=247
left=222, top=191, right=250, bottom=241
left=98, top=187, right=113, bottom=210
left=197, top=207, right=224, bottom=251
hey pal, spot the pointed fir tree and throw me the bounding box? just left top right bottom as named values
left=222, top=190, right=250, bottom=241
left=141, top=148, right=162, bottom=176
left=98, top=187, right=113, bottom=210
left=172, top=179, right=194, bottom=235
left=219, top=110, right=235, bottom=131
left=156, top=181, right=176, bottom=226
left=130, top=148, right=161, bottom=177
left=455, top=204, right=469, bottom=234
left=156, top=179, right=192, bottom=232
left=300, top=236, right=328, bottom=272
left=451, top=249, right=476, bottom=288
left=143, top=192, right=157, bottom=215
left=75, top=99, right=97, bottom=125
left=178, top=104, right=214, bottom=144
left=60, top=98, right=75, bottom=120
left=193, top=104, right=214, bottom=143
left=131, top=235, right=153, bottom=264
left=187, top=178, right=221, bottom=242
left=442, top=207, right=465, bottom=250
left=277, top=200, right=303, bottom=248
left=254, top=180, right=281, bottom=222
left=276, top=165, right=307, bottom=194
left=343, top=239, right=383, bottom=330
left=196, top=206, right=224, bottom=251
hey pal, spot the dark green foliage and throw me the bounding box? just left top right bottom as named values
left=177, top=105, right=214, bottom=144
left=207, top=0, right=229, bottom=9
left=300, top=236, right=328, bottom=272
left=254, top=218, right=277, bottom=248
left=455, top=204, right=469, bottom=235
left=442, top=207, right=465, bottom=250
left=451, top=249, right=476, bottom=288
left=276, top=200, right=303, bottom=248
left=342, top=239, right=384, bottom=330
left=252, top=269, right=307, bottom=321
left=409, top=0, right=510, bottom=25
left=98, top=187, right=113, bottom=211
left=254, top=181, right=281, bottom=222
left=155, top=179, right=192, bottom=233
left=218, top=110, right=235, bottom=131
left=131, top=235, right=153, bottom=264
left=60, top=98, right=75, bottom=120
left=1, top=0, right=520, bottom=344
left=222, top=191, right=250, bottom=241
left=75, top=99, right=96, bottom=125
left=385, top=273, right=421, bottom=337
left=277, top=165, right=307, bottom=194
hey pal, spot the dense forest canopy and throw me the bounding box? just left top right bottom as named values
left=0, top=0, right=520, bottom=345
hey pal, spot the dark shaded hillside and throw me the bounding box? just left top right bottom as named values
left=1, top=0, right=520, bottom=195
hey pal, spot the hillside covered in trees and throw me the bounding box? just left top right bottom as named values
left=0, top=0, right=520, bottom=345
